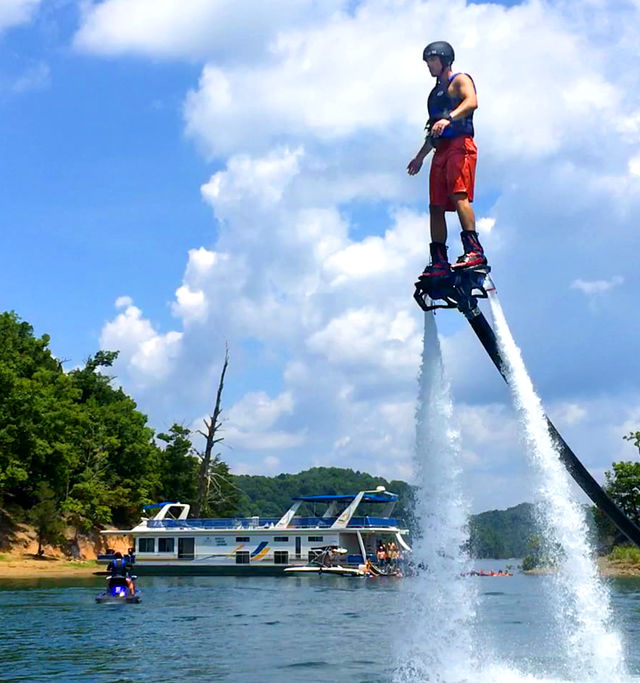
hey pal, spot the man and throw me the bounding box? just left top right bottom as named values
left=107, top=550, right=135, bottom=594
left=407, top=41, right=487, bottom=279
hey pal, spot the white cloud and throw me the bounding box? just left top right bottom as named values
left=225, top=391, right=306, bottom=451
left=571, top=276, right=624, bottom=295
left=0, top=0, right=40, bottom=35
left=476, top=217, right=495, bottom=234
left=201, top=147, right=303, bottom=206
left=74, top=0, right=346, bottom=60
left=307, top=308, right=420, bottom=374
left=629, top=154, right=640, bottom=177
left=553, top=402, right=587, bottom=426
left=100, top=300, right=182, bottom=384
left=11, top=61, right=50, bottom=93
left=264, top=455, right=281, bottom=469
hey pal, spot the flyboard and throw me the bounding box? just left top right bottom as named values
left=414, top=266, right=640, bottom=548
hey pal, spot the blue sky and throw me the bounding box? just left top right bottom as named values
left=2, top=0, right=640, bottom=512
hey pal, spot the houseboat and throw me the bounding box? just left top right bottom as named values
left=101, top=486, right=411, bottom=575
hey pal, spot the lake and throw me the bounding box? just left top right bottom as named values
left=1, top=565, right=640, bottom=682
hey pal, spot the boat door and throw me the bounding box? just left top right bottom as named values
left=178, top=537, right=195, bottom=559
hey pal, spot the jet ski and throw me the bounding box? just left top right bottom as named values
left=95, top=575, right=142, bottom=604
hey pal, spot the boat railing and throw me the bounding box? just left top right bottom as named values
left=147, top=517, right=281, bottom=530
left=146, top=515, right=402, bottom=530
left=347, top=516, right=399, bottom=528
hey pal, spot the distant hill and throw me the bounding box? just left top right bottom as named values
left=234, top=466, right=414, bottom=522
left=467, top=503, right=536, bottom=559
left=232, top=467, right=537, bottom=559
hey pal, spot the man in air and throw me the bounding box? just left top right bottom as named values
left=407, top=41, right=487, bottom=279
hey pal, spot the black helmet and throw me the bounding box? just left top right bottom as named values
left=423, top=41, right=455, bottom=66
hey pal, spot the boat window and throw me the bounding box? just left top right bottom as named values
left=273, top=536, right=289, bottom=542
left=235, top=551, right=250, bottom=565
left=138, top=538, right=155, bottom=553
left=178, top=537, right=195, bottom=559
left=274, top=551, right=289, bottom=565
left=166, top=506, right=184, bottom=519
left=235, top=536, right=250, bottom=542
left=308, top=536, right=323, bottom=542
left=158, top=538, right=174, bottom=553
left=295, top=536, right=301, bottom=559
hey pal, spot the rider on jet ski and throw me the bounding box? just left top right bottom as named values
left=106, top=551, right=135, bottom=595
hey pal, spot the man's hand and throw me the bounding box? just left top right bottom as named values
left=430, top=118, right=451, bottom=137
left=407, top=157, right=424, bottom=175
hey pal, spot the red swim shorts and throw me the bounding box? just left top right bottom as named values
left=429, top=136, right=477, bottom=212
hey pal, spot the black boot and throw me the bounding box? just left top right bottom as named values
left=451, top=230, right=487, bottom=269
left=420, top=242, right=451, bottom=278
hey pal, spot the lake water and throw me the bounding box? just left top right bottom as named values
left=1, top=565, right=640, bottom=682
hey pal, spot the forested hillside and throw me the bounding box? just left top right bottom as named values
left=234, top=467, right=414, bottom=521
left=467, top=503, right=536, bottom=559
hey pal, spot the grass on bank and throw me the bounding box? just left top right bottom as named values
left=608, top=546, right=640, bottom=564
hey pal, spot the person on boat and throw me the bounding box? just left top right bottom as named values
left=107, top=551, right=135, bottom=595
left=376, top=543, right=387, bottom=566
left=407, top=40, right=487, bottom=279
left=124, top=547, right=136, bottom=568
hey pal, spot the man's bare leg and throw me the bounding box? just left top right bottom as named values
left=429, top=204, right=447, bottom=243
left=452, top=192, right=475, bottom=232
left=450, top=192, right=487, bottom=268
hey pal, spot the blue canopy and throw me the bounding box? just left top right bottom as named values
left=142, top=502, right=179, bottom=510
left=292, top=493, right=397, bottom=504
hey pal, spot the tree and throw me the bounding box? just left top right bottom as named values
left=604, top=461, right=640, bottom=528
left=521, top=535, right=542, bottom=571
left=156, top=425, right=199, bottom=504
left=193, top=345, right=233, bottom=518
left=29, top=482, right=65, bottom=556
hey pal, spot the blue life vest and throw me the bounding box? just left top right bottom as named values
left=427, top=73, right=475, bottom=139
left=109, top=558, right=128, bottom=576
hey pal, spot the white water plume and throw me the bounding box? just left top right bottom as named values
left=489, top=294, right=625, bottom=682
left=395, top=312, right=477, bottom=683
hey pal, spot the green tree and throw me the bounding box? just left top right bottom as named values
left=0, top=312, right=82, bottom=507
left=29, top=482, right=65, bottom=556
left=521, top=535, right=542, bottom=571
left=604, top=461, right=640, bottom=528
left=156, top=425, right=199, bottom=504
left=67, top=352, right=161, bottom=526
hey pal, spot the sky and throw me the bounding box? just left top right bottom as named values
left=2, top=0, right=640, bottom=513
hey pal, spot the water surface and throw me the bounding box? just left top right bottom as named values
left=1, top=568, right=639, bottom=682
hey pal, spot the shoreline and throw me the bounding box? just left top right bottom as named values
left=523, top=558, right=640, bottom=578
left=0, top=555, right=102, bottom=579
left=1, top=556, right=640, bottom=580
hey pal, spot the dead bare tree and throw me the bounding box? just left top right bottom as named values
left=193, top=344, right=229, bottom=518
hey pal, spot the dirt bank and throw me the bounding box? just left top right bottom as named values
left=0, top=554, right=101, bottom=579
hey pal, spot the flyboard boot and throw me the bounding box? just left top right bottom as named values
left=451, top=230, right=487, bottom=270
left=419, top=242, right=451, bottom=279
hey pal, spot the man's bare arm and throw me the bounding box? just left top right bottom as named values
left=407, top=136, right=434, bottom=175
left=449, top=74, right=477, bottom=120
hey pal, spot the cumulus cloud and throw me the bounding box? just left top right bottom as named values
left=100, top=300, right=182, bottom=385
left=225, top=391, right=306, bottom=451
left=571, top=276, right=624, bottom=295
left=0, top=0, right=40, bottom=35
left=95, top=0, right=640, bottom=508
left=11, top=61, right=50, bottom=93
left=74, top=0, right=346, bottom=60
